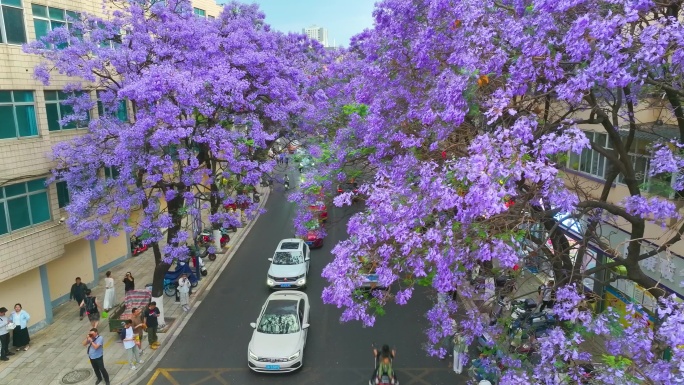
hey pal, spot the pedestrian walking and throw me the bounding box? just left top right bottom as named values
left=103, top=271, right=116, bottom=311
left=84, top=328, right=110, bottom=385
left=70, top=277, right=88, bottom=320
left=284, top=155, right=289, bottom=166
left=122, top=320, right=144, bottom=370
left=81, top=289, right=101, bottom=329
left=143, top=302, right=160, bottom=349
left=178, top=273, right=191, bottom=311
left=452, top=332, right=467, bottom=374
left=538, top=280, right=555, bottom=311
left=9, top=304, right=30, bottom=351
left=0, top=307, right=14, bottom=361
left=123, top=272, right=135, bottom=292
left=130, top=307, right=146, bottom=354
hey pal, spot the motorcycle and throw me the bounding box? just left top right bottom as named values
left=509, top=299, right=556, bottom=335
left=163, top=263, right=199, bottom=297
left=495, top=275, right=517, bottom=296
left=370, top=344, right=399, bottom=385
left=130, top=236, right=148, bottom=256
left=196, top=228, right=230, bottom=249
left=489, top=295, right=510, bottom=325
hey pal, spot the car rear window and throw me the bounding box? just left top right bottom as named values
left=280, top=242, right=300, bottom=250
left=273, top=251, right=303, bottom=265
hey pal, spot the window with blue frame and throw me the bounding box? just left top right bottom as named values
left=44, top=90, right=91, bottom=131
left=32, top=4, right=79, bottom=48
left=0, top=91, right=38, bottom=139
left=0, top=0, right=27, bottom=44
left=56, top=180, right=70, bottom=208
left=0, top=178, right=51, bottom=235
left=96, top=91, right=128, bottom=121
left=193, top=7, right=205, bottom=17
left=104, top=166, right=120, bottom=179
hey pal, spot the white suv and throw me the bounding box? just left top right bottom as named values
left=267, top=239, right=310, bottom=289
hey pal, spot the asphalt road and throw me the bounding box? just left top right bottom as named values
left=143, top=168, right=467, bottom=385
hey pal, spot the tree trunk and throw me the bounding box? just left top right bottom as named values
left=150, top=191, right=185, bottom=297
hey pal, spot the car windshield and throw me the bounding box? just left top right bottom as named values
left=273, top=251, right=303, bottom=265
left=257, top=300, right=300, bottom=334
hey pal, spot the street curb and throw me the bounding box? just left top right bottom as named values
left=120, top=188, right=270, bottom=385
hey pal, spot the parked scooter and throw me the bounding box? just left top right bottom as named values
left=196, top=228, right=230, bottom=249
left=489, top=295, right=510, bottom=325
left=163, top=264, right=199, bottom=297
left=130, top=236, right=148, bottom=256
left=509, top=298, right=556, bottom=335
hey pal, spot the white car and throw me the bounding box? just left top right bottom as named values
left=248, top=291, right=310, bottom=372
left=267, top=239, right=310, bottom=289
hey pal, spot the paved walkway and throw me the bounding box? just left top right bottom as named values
left=0, top=186, right=270, bottom=385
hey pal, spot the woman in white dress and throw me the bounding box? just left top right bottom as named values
left=103, top=271, right=116, bottom=311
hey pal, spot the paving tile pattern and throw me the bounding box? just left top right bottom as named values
left=0, top=186, right=270, bottom=385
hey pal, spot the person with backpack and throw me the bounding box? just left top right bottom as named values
left=369, top=344, right=398, bottom=385
left=121, top=320, right=144, bottom=370
left=80, top=289, right=100, bottom=329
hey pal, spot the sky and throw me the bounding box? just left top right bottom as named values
left=241, top=0, right=377, bottom=47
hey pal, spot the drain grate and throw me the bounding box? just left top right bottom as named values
left=61, top=369, right=92, bottom=384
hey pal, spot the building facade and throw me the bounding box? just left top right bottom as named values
left=0, top=0, right=222, bottom=333
left=303, top=25, right=329, bottom=47
left=526, top=101, right=684, bottom=328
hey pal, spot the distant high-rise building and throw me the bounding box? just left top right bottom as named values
left=303, top=25, right=329, bottom=47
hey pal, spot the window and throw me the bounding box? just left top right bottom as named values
left=44, top=90, right=90, bottom=131
left=56, top=180, right=69, bottom=208
left=208, top=15, right=215, bottom=20
left=568, top=132, right=608, bottom=179
left=0, top=0, right=27, bottom=44
left=104, top=166, right=119, bottom=179
left=565, top=131, right=674, bottom=197
left=0, top=178, right=51, bottom=235
left=0, top=91, right=38, bottom=139
left=193, top=7, right=205, bottom=17
left=96, top=91, right=128, bottom=121
left=567, top=132, right=607, bottom=179
left=31, top=4, right=79, bottom=47
left=94, top=21, right=121, bottom=49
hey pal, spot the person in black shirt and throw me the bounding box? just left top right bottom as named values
left=70, top=277, right=88, bottom=320
left=123, top=272, right=135, bottom=292
left=143, top=302, right=161, bottom=349
left=81, top=289, right=100, bottom=329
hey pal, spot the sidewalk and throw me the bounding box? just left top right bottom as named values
left=0, top=185, right=270, bottom=385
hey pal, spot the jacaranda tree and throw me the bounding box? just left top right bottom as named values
left=301, top=0, right=684, bottom=383
left=25, top=0, right=315, bottom=314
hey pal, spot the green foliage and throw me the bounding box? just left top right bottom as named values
left=601, top=354, right=633, bottom=370
left=417, top=270, right=436, bottom=286
left=342, top=103, right=369, bottom=117
left=370, top=297, right=386, bottom=316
